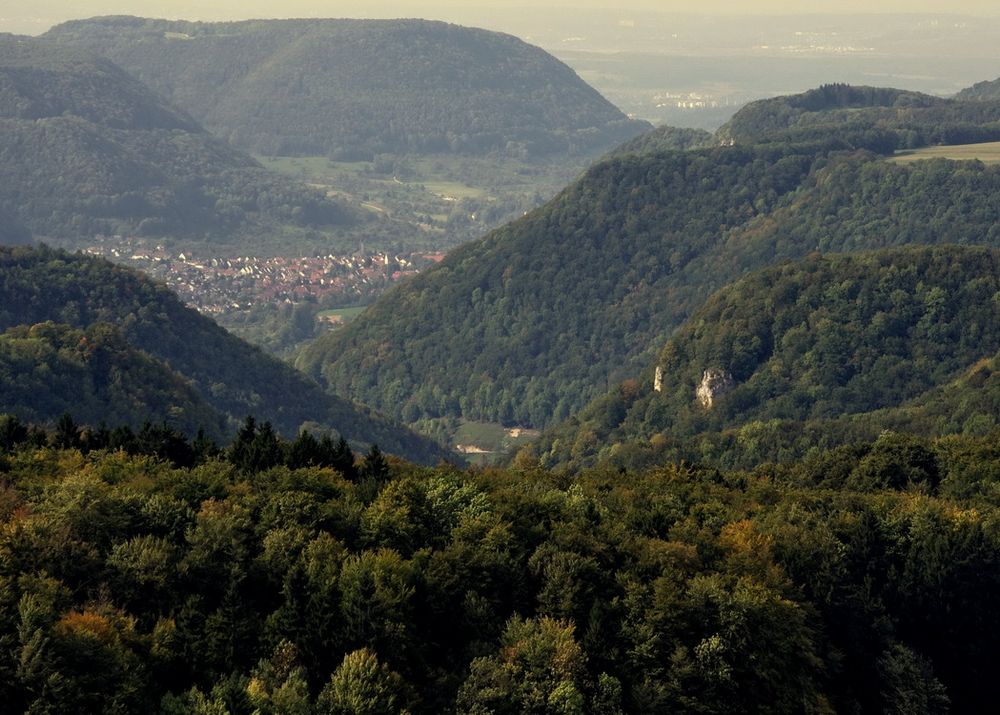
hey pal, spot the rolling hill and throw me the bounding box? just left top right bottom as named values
left=0, top=34, right=355, bottom=251
left=0, top=245, right=452, bottom=464
left=531, top=246, right=1000, bottom=470
left=297, top=105, right=1000, bottom=433
left=45, top=16, right=650, bottom=159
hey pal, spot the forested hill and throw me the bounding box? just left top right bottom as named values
left=45, top=16, right=651, bottom=158
left=532, top=246, right=1000, bottom=470
left=956, top=76, right=1000, bottom=101
left=719, top=83, right=1000, bottom=145
left=298, top=130, right=1000, bottom=431
left=0, top=246, right=452, bottom=464
left=0, top=322, right=227, bottom=438
left=0, top=35, right=354, bottom=250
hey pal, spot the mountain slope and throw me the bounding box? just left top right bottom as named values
left=532, top=246, right=1000, bottom=469
left=298, top=125, right=1000, bottom=431
left=0, top=245, right=451, bottom=463
left=45, top=16, right=650, bottom=158
left=297, top=141, right=824, bottom=428
left=0, top=34, right=354, bottom=250
left=0, top=321, right=227, bottom=437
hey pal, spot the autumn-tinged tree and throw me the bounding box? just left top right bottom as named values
left=317, top=648, right=410, bottom=715
left=456, top=616, right=592, bottom=714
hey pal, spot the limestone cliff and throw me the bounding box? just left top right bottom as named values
left=697, top=369, right=735, bottom=408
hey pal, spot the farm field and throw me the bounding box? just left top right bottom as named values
left=891, top=141, right=1000, bottom=164
left=256, top=152, right=583, bottom=252
left=317, top=305, right=367, bottom=325
left=452, top=420, right=541, bottom=465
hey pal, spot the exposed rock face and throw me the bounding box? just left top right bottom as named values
left=697, top=368, right=735, bottom=408
left=654, top=366, right=664, bottom=393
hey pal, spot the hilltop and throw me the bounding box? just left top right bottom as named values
left=46, top=17, right=650, bottom=159
left=531, top=246, right=1000, bottom=469
left=0, top=245, right=452, bottom=464
left=719, top=83, right=1000, bottom=146
left=0, top=34, right=355, bottom=251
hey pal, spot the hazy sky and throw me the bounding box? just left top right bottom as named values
left=5, top=1, right=1000, bottom=37
left=9, top=1, right=1000, bottom=24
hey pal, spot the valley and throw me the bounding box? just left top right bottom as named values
left=255, top=150, right=585, bottom=253
left=6, top=6, right=1000, bottom=712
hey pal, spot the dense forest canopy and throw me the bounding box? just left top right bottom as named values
left=0, top=246, right=451, bottom=464
left=532, top=246, right=1000, bottom=470
left=0, top=34, right=356, bottom=251
left=0, top=425, right=999, bottom=712
left=45, top=17, right=651, bottom=159
left=300, top=110, right=1000, bottom=432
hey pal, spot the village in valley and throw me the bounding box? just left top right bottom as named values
left=82, top=235, right=446, bottom=319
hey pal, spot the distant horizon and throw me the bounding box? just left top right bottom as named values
left=6, top=3, right=1000, bottom=37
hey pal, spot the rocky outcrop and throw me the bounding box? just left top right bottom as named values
left=697, top=368, right=735, bottom=408
left=654, top=366, right=664, bottom=393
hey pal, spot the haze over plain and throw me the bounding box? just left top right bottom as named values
left=10, top=3, right=1000, bottom=130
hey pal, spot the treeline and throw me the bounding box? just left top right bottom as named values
left=0, top=412, right=368, bottom=476
left=2, top=424, right=1000, bottom=711
left=299, top=140, right=830, bottom=428
left=956, top=76, right=1000, bottom=101
left=0, top=116, right=354, bottom=245
left=0, top=38, right=197, bottom=132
